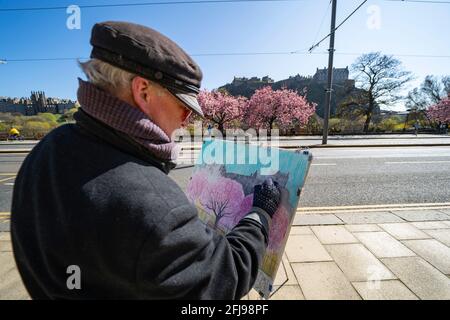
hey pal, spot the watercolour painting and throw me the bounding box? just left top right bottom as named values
left=186, top=139, right=312, bottom=298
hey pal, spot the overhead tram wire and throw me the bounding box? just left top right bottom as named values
left=307, top=0, right=332, bottom=54
left=309, top=0, right=368, bottom=52
left=384, top=0, right=450, bottom=3
left=0, top=0, right=310, bottom=12
left=3, top=51, right=450, bottom=64
left=1, top=0, right=449, bottom=12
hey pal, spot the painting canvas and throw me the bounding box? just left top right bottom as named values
left=186, top=139, right=313, bottom=298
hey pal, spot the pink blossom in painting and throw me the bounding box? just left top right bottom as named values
left=186, top=169, right=209, bottom=203
left=267, top=205, right=290, bottom=251
left=197, top=174, right=247, bottom=229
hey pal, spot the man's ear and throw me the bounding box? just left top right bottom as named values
left=131, top=77, right=151, bottom=110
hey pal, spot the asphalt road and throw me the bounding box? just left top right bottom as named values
left=170, top=146, right=450, bottom=207
left=0, top=146, right=449, bottom=212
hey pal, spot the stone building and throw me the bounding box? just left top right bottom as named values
left=0, top=91, right=76, bottom=115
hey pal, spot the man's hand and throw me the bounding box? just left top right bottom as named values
left=252, top=178, right=281, bottom=218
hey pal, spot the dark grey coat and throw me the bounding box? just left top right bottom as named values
left=11, top=109, right=269, bottom=300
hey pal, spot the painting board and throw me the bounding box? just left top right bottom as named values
left=186, top=139, right=313, bottom=298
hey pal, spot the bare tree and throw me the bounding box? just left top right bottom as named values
left=406, top=75, right=450, bottom=110
left=404, top=76, right=450, bottom=129
left=351, top=52, right=413, bottom=132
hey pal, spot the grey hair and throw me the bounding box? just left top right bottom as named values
left=78, top=58, right=136, bottom=93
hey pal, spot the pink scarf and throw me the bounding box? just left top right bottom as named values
left=76, top=78, right=179, bottom=161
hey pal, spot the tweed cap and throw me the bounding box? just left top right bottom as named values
left=90, top=21, right=204, bottom=117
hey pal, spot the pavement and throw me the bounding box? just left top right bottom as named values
left=2, top=205, right=450, bottom=300
left=1, top=136, right=450, bottom=300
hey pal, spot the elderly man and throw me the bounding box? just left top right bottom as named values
left=11, top=21, right=280, bottom=299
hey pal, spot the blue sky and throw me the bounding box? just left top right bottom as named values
left=0, top=0, right=449, bottom=110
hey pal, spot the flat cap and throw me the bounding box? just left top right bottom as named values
left=90, top=21, right=204, bottom=117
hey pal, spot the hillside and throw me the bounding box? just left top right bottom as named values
left=219, top=72, right=373, bottom=118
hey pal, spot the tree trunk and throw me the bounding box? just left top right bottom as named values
left=363, top=98, right=375, bottom=133
left=268, top=120, right=274, bottom=137
left=363, top=113, right=372, bottom=133
left=403, top=113, right=410, bottom=132
left=218, top=123, right=224, bottom=137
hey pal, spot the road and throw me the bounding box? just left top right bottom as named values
left=0, top=145, right=449, bottom=212
left=170, top=146, right=450, bottom=207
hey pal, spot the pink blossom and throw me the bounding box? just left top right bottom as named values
left=427, top=97, right=450, bottom=123
left=246, top=86, right=316, bottom=130
left=186, top=169, right=209, bottom=203
left=199, top=176, right=246, bottom=229
left=267, top=205, right=290, bottom=251
left=197, top=90, right=248, bottom=132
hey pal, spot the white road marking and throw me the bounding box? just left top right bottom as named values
left=315, top=155, right=450, bottom=159
left=385, top=160, right=450, bottom=164
left=311, top=163, right=336, bottom=166
left=4, top=183, right=14, bottom=186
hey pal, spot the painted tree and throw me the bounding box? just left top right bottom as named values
left=186, top=169, right=210, bottom=203
left=427, top=96, right=450, bottom=123
left=197, top=89, right=247, bottom=134
left=246, top=86, right=315, bottom=134
left=230, top=194, right=253, bottom=227
left=199, top=177, right=246, bottom=229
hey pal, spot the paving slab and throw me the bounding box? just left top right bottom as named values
left=354, top=232, right=415, bottom=258
left=311, top=226, right=358, bottom=244
left=403, top=239, right=450, bottom=274
left=0, top=221, right=10, bottom=232
left=441, top=221, right=450, bottom=227
left=325, top=243, right=396, bottom=282
left=289, top=226, right=313, bottom=235
left=0, top=241, right=12, bottom=252
left=335, top=212, right=403, bottom=224
left=378, top=223, right=430, bottom=240
left=0, top=252, right=29, bottom=300
left=423, top=229, right=450, bottom=247
left=269, top=285, right=305, bottom=300
left=285, top=235, right=332, bottom=263
left=393, top=210, right=450, bottom=222
left=293, top=214, right=343, bottom=226
left=0, top=232, right=10, bottom=241
left=411, top=221, right=450, bottom=229
left=247, top=289, right=261, bottom=300
left=345, top=224, right=382, bottom=232
left=280, top=254, right=300, bottom=286
left=292, top=262, right=361, bottom=300
left=273, top=261, right=288, bottom=286
left=352, top=280, right=418, bottom=300
left=381, top=256, right=450, bottom=300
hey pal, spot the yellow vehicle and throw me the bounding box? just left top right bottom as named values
left=8, top=127, right=23, bottom=140
left=9, top=127, right=20, bottom=136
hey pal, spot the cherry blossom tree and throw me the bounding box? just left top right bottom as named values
left=186, top=169, right=210, bottom=203
left=197, top=89, right=248, bottom=134
left=246, top=86, right=316, bottom=134
left=199, top=177, right=246, bottom=229
left=427, top=96, right=450, bottom=123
